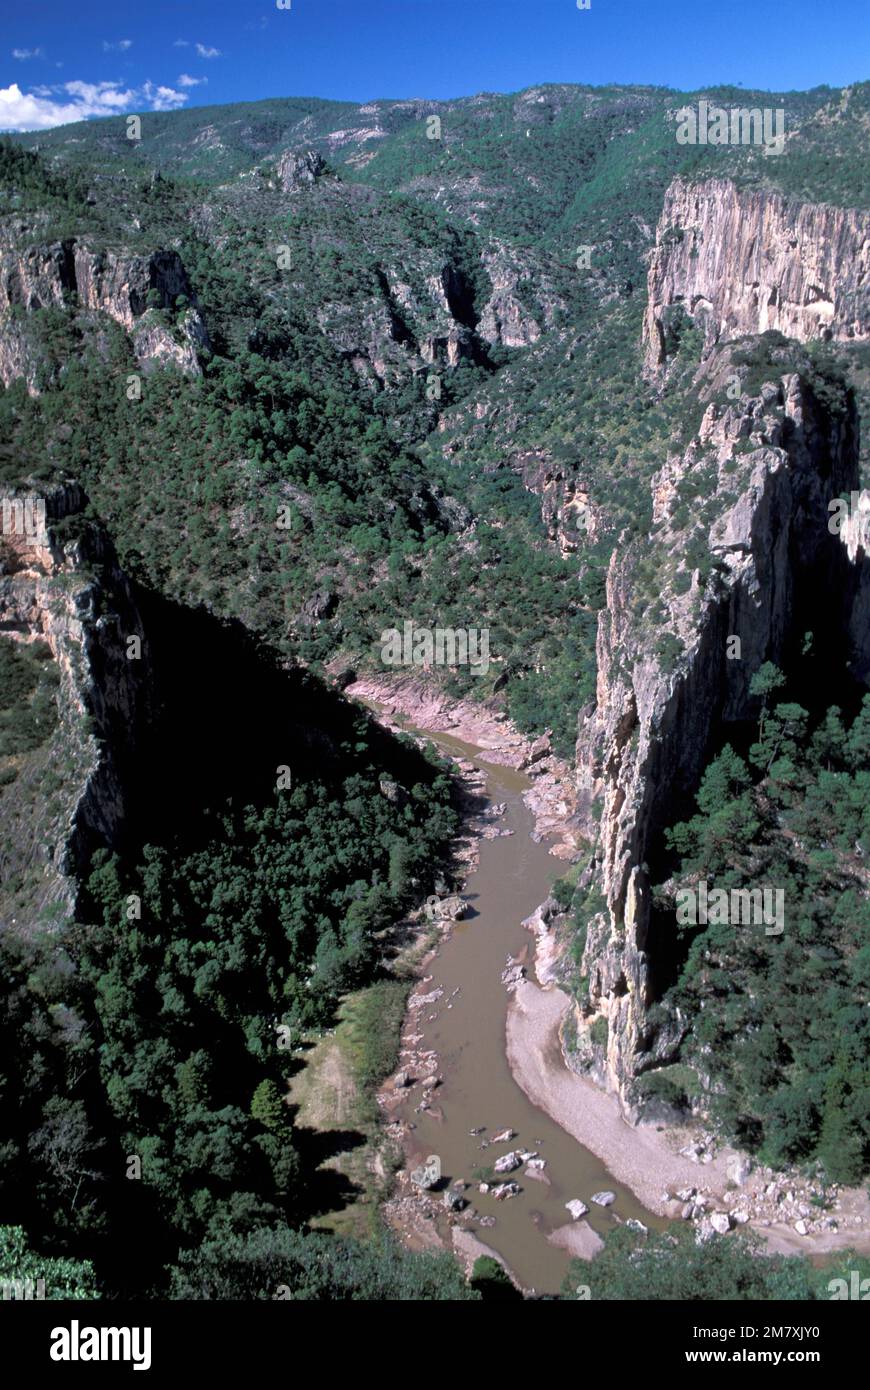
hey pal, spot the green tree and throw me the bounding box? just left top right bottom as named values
left=169, top=1226, right=479, bottom=1301
left=250, top=1080, right=285, bottom=1134
left=749, top=662, right=786, bottom=745
left=0, top=1226, right=100, bottom=1300
left=562, top=1225, right=815, bottom=1301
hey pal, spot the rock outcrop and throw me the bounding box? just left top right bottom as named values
left=644, top=177, right=870, bottom=371
left=574, top=366, right=865, bottom=1102
left=840, top=489, right=870, bottom=684
left=0, top=223, right=209, bottom=387
left=0, top=484, right=153, bottom=926
left=277, top=149, right=328, bottom=192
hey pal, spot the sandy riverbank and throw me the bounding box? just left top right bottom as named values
left=506, top=975, right=870, bottom=1258
left=507, top=979, right=733, bottom=1211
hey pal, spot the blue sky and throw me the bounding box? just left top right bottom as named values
left=1, top=0, right=868, bottom=131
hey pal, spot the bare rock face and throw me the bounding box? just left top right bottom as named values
left=574, top=368, right=864, bottom=1103
left=644, top=177, right=870, bottom=372
left=276, top=149, right=328, bottom=192
left=0, top=485, right=154, bottom=927
left=839, top=489, right=870, bottom=686
left=0, top=224, right=209, bottom=387
left=477, top=244, right=544, bottom=348
left=517, top=452, right=597, bottom=555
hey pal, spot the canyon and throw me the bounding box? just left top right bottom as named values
left=1, top=80, right=868, bottom=1298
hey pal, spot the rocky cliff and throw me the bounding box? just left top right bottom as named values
left=0, top=223, right=209, bottom=388
left=573, top=356, right=866, bottom=1104
left=644, top=177, right=870, bottom=372
left=0, top=484, right=153, bottom=927
left=310, top=232, right=557, bottom=388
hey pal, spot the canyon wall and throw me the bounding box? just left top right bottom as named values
left=0, top=484, right=153, bottom=927
left=573, top=172, right=870, bottom=1106
left=0, top=224, right=209, bottom=388
left=574, top=369, right=863, bottom=1102
left=644, top=177, right=870, bottom=372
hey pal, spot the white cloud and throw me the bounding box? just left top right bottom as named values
left=0, top=78, right=190, bottom=131
left=12, top=48, right=45, bottom=61
left=195, top=44, right=221, bottom=58
left=64, top=80, right=134, bottom=110
left=0, top=81, right=133, bottom=130
left=177, top=73, right=207, bottom=88
left=142, top=81, right=188, bottom=112
left=173, top=40, right=190, bottom=48
left=102, top=39, right=133, bottom=52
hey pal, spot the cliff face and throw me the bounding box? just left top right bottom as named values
left=565, top=173, right=870, bottom=1107
left=277, top=149, right=328, bottom=191
left=841, top=490, right=870, bottom=684
left=644, top=177, right=870, bottom=371
left=311, top=236, right=556, bottom=387
left=0, top=224, right=209, bottom=388
left=0, top=485, right=153, bottom=927
left=574, top=366, right=866, bottom=1103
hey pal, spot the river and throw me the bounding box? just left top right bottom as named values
left=388, top=722, right=658, bottom=1295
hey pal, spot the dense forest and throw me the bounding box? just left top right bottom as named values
left=646, top=676, right=870, bottom=1183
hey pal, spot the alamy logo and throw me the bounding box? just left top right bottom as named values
left=675, top=100, right=785, bottom=157
left=1, top=1276, right=44, bottom=1299
left=50, top=1321, right=151, bottom=1371
left=828, top=1271, right=870, bottom=1299
left=1, top=496, right=47, bottom=539
left=676, top=881, right=784, bottom=935
left=828, top=491, right=870, bottom=534
left=380, top=621, right=490, bottom=676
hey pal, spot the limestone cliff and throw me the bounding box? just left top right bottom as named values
left=644, top=177, right=870, bottom=372
left=573, top=363, right=866, bottom=1105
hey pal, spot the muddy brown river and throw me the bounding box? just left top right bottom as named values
left=391, top=723, right=659, bottom=1295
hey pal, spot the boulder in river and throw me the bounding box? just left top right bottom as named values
left=565, top=1199, right=589, bottom=1220
left=410, top=1154, right=442, bottom=1190
left=494, top=1151, right=522, bottom=1174
left=591, top=1191, right=616, bottom=1207
left=726, top=1155, right=753, bottom=1186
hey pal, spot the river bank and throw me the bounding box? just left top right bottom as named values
left=510, top=923, right=870, bottom=1260
left=345, top=673, right=581, bottom=859
left=351, top=676, right=870, bottom=1282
